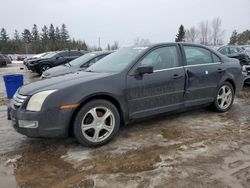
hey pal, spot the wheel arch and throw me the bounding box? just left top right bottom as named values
left=224, top=78, right=236, bottom=93
left=68, top=94, right=126, bottom=136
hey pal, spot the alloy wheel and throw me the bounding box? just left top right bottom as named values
left=217, top=85, right=232, bottom=110
left=81, top=106, right=115, bottom=143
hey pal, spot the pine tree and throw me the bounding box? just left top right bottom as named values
left=175, top=25, right=185, bottom=42
left=22, top=29, right=32, bottom=43
left=55, top=27, right=61, bottom=41
left=228, top=30, right=238, bottom=45
left=60, top=24, right=69, bottom=42
left=13, top=30, right=20, bottom=41
left=49, top=24, right=55, bottom=41
left=31, top=24, right=40, bottom=41
left=40, top=25, right=49, bottom=51
left=0, top=28, right=9, bottom=42
left=31, top=24, right=40, bottom=53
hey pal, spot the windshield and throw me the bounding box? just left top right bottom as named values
left=86, top=47, right=147, bottom=73
left=69, top=53, right=98, bottom=66
left=42, top=52, right=58, bottom=59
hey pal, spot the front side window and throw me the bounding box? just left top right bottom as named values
left=139, top=46, right=179, bottom=71
left=229, top=47, right=239, bottom=54
left=184, top=46, right=213, bottom=65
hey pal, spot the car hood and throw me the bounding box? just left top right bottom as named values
left=19, top=71, right=112, bottom=95
left=43, top=64, right=80, bottom=78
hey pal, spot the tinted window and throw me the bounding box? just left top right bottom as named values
left=184, top=46, right=213, bottom=65
left=229, top=47, right=239, bottom=54
left=58, top=52, right=69, bottom=57
left=218, top=47, right=228, bottom=55
left=88, top=55, right=108, bottom=67
left=212, top=53, right=221, bottom=62
left=70, top=51, right=83, bottom=56
left=69, top=53, right=97, bottom=66
left=140, top=46, right=179, bottom=71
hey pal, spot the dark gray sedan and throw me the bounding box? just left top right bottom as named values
left=41, top=51, right=112, bottom=78
left=9, top=43, right=244, bottom=147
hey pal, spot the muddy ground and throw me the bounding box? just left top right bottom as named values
left=0, top=64, right=250, bottom=188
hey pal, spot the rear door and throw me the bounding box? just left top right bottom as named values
left=182, top=45, right=224, bottom=107
left=126, top=45, right=185, bottom=119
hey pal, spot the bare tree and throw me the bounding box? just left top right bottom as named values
left=111, top=41, right=119, bottom=50
left=211, top=17, right=224, bottom=45
left=198, top=20, right=210, bottom=45
left=185, top=26, right=199, bottom=42
left=134, top=37, right=151, bottom=46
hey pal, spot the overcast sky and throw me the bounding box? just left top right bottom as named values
left=0, top=0, right=249, bottom=48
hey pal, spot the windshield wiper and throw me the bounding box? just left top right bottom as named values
left=64, top=63, right=71, bottom=67
left=85, top=69, right=93, bottom=72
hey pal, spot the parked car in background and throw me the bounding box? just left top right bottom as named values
left=217, top=45, right=250, bottom=65
left=9, top=43, right=244, bottom=147
left=17, top=55, right=26, bottom=61
left=241, top=45, right=250, bottom=58
left=41, top=51, right=112, bottom=79
left=23, top=52, right=50, bottom=66
left=3, top=55, right=12, bottom=64
left=26, top=50, right=87, bottom=75
left=0, top=54, right=7, bottom=66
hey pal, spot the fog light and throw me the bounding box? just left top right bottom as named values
left=18, top=120, right=38, bottom=128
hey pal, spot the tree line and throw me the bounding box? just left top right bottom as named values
left=175, top=17, right=250, bottom=46
left=229, top=30, right=250, bottom=45
left=0, top=24, right=88, bottom=54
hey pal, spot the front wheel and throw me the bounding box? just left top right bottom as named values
left=213, top=82, right=234, bottom=112
left=39, top=64, right=51, bottom=74
left=73, top=100, right=120, bottom=147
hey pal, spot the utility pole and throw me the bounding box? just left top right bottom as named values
left=98, top=37, right=101, bottom=51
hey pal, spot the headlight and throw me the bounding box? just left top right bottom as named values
left=26, top=90, right=57, bottom=111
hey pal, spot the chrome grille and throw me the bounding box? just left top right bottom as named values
left=12, top=92, right=28, bottom=108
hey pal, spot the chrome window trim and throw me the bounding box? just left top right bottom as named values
left=153, top=66, right=183, bottom=73
left=184, top=62, right=221, bottom=68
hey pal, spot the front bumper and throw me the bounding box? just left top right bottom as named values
left=8, top=102, right=72, bottom=138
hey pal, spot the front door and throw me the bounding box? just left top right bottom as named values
left=182, top=45, right=224, bottom=107
left=126, top=45, right=185, bottom=119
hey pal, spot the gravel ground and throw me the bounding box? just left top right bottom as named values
left=0, top=64, right=250, bottom=188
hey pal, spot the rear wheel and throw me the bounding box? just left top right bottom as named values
left=73, top=100, right=120, bottom=147
left=213, top=82, right=234, bottom=112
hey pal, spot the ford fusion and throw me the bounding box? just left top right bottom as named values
left=9, top=43, right=244, bottom=147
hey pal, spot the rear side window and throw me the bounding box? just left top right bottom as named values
left=218, top=47, right=228, bottom=55
left=184, top=46, right=214, bottom=65
left=70, top=51, right=83, bottom=56
left=58, top=51, right=69, bottom=57
left=140, top=46, right=179, bottom=71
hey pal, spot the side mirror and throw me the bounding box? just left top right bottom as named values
left=136, top=65, right=153, bottom=75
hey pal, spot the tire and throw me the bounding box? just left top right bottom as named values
left=213, top=82, right=234, bottom=112
left=73, top=100, right=120, bottom=147
left=39, top=64, right=51, bottom=74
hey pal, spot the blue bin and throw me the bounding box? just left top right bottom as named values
left=3, top=74, right=24, bottom=99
